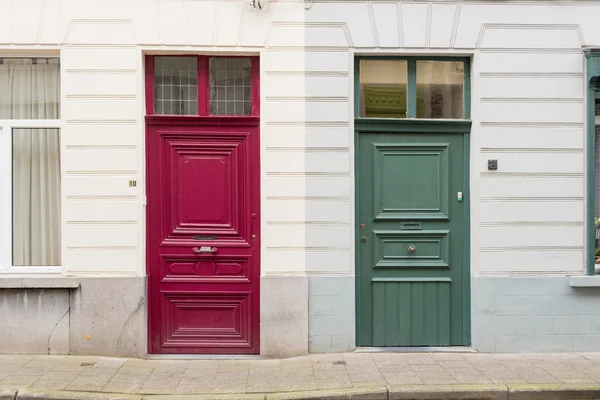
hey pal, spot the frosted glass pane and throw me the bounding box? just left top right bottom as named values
left=416, top=61, right=464, bottom=119
left=359, top=60, right=407, bottom=118
left=0, top=58, right=60, bottom=119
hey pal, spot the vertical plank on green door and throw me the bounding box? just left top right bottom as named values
left=372, top=282, right=385, bottom=346
left=411, top=282, right=424, bottom=345
left=384, top=282, right=398, bottom=346
left=398, top=283, right=412, bottom=345
left=438, top=282, right=451, bottom=345
left=423, top=282, right=439, bottom=345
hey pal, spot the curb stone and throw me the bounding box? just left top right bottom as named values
left=507, top=383, right=600, bottom=400
left=0, top=388, right=16, bottom=400
left=17, top=390, right=142, bottom=400
left=144, top=395, right=265, bottom=400
left=388, top=384, right=508, bottom=400
left=265, top=387, right=388, bottom=400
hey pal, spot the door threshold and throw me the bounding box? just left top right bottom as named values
left=355, top=346, right=477, bottom=353
left=146, top=354, right=261, bottom=360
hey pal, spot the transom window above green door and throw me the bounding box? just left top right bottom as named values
left=357, top=57, right=470, bottom=120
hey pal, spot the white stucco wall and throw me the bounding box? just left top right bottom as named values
left=1, top=0, right=598, bottom=279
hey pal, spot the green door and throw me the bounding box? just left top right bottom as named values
left=357, top=130, right=468, bottom=347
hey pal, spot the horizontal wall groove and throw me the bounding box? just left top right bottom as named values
left=480, top=246, right=583, bottom=252
left=265, top=121, right=349, bottom=127
left=65, top=170, right=136, bottom=176
left=478, top=271, right=583, bottom=276
left=265, top=147, right=349, bottom=153
left=265, top=271, right=352, bottom=276
left=480, top=122, right=583, bottom=128
left=65, top=145, right=137, bottom=150
left=266, top=221, right=350, bottom=226
left=480, top=72, right=583, bottom=78
left=480, top=98, right=583, bottom=103
left=265, top=71, right=348, bottom=77
left=266, top=196, right=350, bottom=201
left=64, top=69, right=137, bottom=74
left=266, top=246, right=351, bottom=252
left=66, top=221, right=137, bottom=226
left=63, top=44, right=136, bottom=49
left=480, top=221, right=583, bottom=227
left=478, top=48, right=582, bottom=53
left=65, top=120, right=137, bottom=125
left=266, top=172, right=350, bottom=177
left=265, top=46, right=350, bottom=51
left=479, top=172, right=583, bottom=178
left=66, top=195, right=137, bottom=200
left=480, top=197, right=583, bottom=202
left=264, top=96, right=349, bottom=102
left=66, top=246, right=137, bottom=252
left=480, top=148, right=583, bottom=153
left=65, top=94, right=137, bottom=100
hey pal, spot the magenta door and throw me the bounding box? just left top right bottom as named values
left=146, top=119, right=260, bottom=354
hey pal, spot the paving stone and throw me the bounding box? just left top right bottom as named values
left=313, top=369, right=349, bottom=381
left=248, top=367, right=280, bottom=377
left=0, top=376, right=38, bottom=386
left=118, top=366, right=154, bottom=376
left=29, top=379, right=72, bottom=390
left=102, top=381, right=144, bottom=393
left=41, top=371, right=81, bottom=381
left=314, top=378, right=353, bottom=390
left=78, top=368, right=118, bottom=378
left=382, top=372, right=423, bottom=385
left=452, top=374, right=493, bottom=384
left=438, top=360, right=472, bottom=369
left=11, top=367, right=51, bottom=376
left=66, top=376, right=110, bottom=391
left=410, top=364, right=446, bottom=373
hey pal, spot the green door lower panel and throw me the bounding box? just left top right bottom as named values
left=357, top=131, right=467, bottom=347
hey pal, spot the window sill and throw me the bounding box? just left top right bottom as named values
left=0, top=276, right=80, bottom=289
left=569, top=276, right=600, bottom=287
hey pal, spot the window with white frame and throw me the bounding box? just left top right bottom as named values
left=0, top=57, right=61, bottom=272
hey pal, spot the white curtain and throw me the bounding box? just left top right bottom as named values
left=0, top=58, right=61, bottom=266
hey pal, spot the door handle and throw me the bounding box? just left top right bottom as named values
left=193, top=246, right=218, bottom=254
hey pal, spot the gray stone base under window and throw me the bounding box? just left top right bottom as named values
left=472, top=276, right=600, bottom=352
left=0, top=277, right=147, bottom=357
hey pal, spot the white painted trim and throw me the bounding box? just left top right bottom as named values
left=0, top=121, right=62, bottom=274
left=596, top=116, right=600, bottom=125
left=0, top=125, right=11, bottom=272
left=0, top=120, right=61, bottom=128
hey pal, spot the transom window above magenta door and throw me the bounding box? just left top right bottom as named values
left=145, top=55, right=260, bottom=117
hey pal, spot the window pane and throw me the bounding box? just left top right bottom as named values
left=359, top=60, right=407, bottom=118
left=209, top=57, right=252, bottom=116
left=12, top=128, right=61, bottom=266
left=416, top=61, right=464, bottom=119
left=154, top=56, right=198, bottom=115
left=0, top=58, right=60, bottom=119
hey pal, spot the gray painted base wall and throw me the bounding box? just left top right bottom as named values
left=0, top=277, right=146, bottom=357
left=308, top=276, right=355, bottom=353
left=472, top=276, right=600, bottom=352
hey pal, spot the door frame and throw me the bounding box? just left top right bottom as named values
left=143, top=54, right=261, bottom=354
left=353, top=56, right=472, bottom=347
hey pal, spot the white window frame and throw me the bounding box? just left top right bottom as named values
left=0, top=119, right=62, bottom=274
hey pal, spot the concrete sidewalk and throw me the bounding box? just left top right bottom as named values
left=2, top=352, right=600, bottom=399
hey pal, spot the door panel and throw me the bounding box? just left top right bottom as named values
left=147, top=124, right=259, bottom=354
left=358, top=132, right=465, bottom=347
